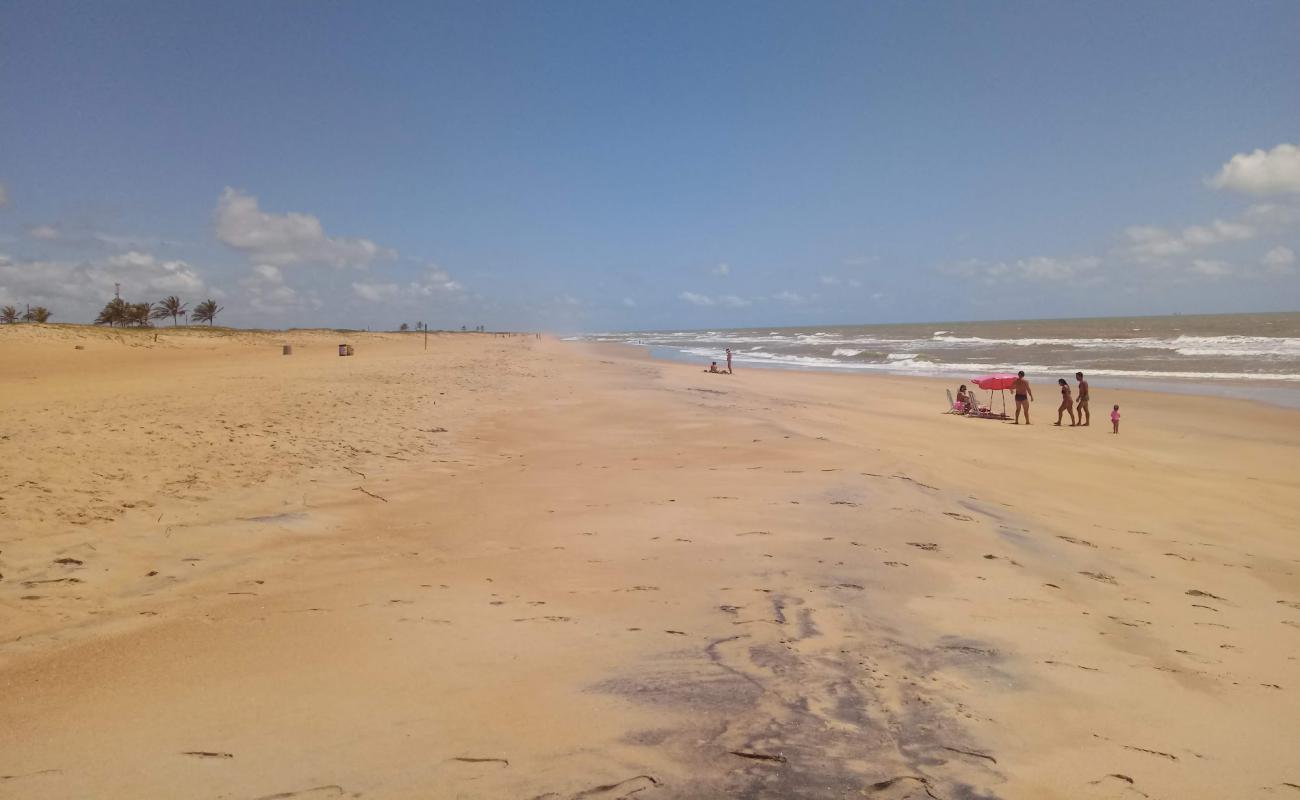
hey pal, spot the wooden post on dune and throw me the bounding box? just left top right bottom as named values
left=421, top=321, right=427, bottom=351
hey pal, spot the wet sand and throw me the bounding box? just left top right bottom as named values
left=2, top=325, right=1298, bottom=799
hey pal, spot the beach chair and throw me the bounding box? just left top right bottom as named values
left=945, top=389, right=964, bottom=414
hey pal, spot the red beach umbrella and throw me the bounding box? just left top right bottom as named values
left=971, top=374, right=1018, bottom=390
left=971, top=374, right=1017, bottom=416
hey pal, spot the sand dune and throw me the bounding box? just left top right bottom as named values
left=1, top=326, right=1297, bottom=799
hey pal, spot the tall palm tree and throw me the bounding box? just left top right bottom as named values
left=191, top=299, right=222, bottom=326
left=151, top=295, right=188, bottom=325
left=0, top=305, right=17, bottom=324
left=26, top=306, right=52, bottom=323
left=128, top=302, right=153, bottom=327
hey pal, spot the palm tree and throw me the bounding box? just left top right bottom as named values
left=26, top=306, right=52, bottom=323
left=0, top=305, right=17, bottom=324
left=191, top=299, right=222, bottom=326
left=128, top=302, right=153, bottom=327
left=151, top=296, right=188, bottom=325
left=95, top=299, right=124, bottom=326
left=399, top=322, right=409, bottom=331
left=95, top=298, right=129, bottom=327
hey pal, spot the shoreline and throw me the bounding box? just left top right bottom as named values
left=3, top=328, right=1297, bottom=798
left=627, top=341, right=1300, bottom=409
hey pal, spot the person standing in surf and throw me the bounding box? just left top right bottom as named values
left=1075, top=372, right=1091, bottom=426
left=1012, top=370, right=1034, bottom=425
left=725, top=348, right=733, bottom=374
left=1055, top=378, right=1076, bottom=426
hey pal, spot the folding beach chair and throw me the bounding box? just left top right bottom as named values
left=945, top=389, right=963, bottom=414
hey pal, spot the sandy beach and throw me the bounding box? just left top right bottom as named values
left=2, top=325, right=1298, bottom=799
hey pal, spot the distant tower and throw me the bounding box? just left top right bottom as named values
left=114, top=282, right=121, bottom=299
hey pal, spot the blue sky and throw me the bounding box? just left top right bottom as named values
left=1, top=1, right=1298, bottom=331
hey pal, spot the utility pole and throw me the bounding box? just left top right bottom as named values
left=114, top=283, right=120, bottom=299
left=421, top=321, right=427, bottom=350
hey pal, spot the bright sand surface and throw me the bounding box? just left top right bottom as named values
left=2, top=325, right=1298, bottom=799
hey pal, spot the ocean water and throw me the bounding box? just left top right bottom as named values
left=577, top=312, right=1300, bottom=407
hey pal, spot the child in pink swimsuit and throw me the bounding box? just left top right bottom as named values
left=1110, top=404, right=1120, bottom=434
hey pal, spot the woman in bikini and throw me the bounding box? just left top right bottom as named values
left=1055, top=378, right=1076, bottom=426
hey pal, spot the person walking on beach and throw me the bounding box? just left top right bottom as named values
left=1075, top=372, right=1091, bottom=426
left=1055, top=379, right=1076, bottom=426
left=1012, top=370, right=1034, bottom=424
left=1111, top=404, right=1121, bottom=434
left=725, top=348, right=733, bottom=374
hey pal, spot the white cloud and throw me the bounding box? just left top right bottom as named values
left=253, top=263, right=282, bottom=282
left=107, top=250, right=159, bottom=269
left=215, top=187, right=395, bottom=268
left=1262, top=246, right=1296, bottom=275
left=712, top=263, right=731, bottom=276
left=351, top=282, right=399, bottom=303
left=680, top=291, right=714, bottom=306
left=773, top=290, right=809, bottom=304
left=1209, top=143, right=1300, bottom=195
left=21, top=222, right=178, bottom=250
left=0, top=251, right=212, bottom=317
left=941, top=256, right=1102, bottom=283
left=622, top=297, right=637, bottom=307
left=1181, top=220, right=1254, bottom=247
left=1243, top=201, right=1300, bottom=230
left=351, top=266, right=463, bottom=304
left=1191, top=259, right=1233, bottom=277
left=1122, top=219, right=1255, bottom=262
left=679, top=291, right=751, bottom=308
left=847, top=278, right=863, bottom=288
left=819, top=275, right=841, bottom=286
left=1019, top=255, right=1102, bottom=280
left=238, top=263, right=313, bottom=314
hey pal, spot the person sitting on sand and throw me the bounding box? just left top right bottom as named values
left=955, top=384, right=973, bottom=413
left=1111, top=404, right=1121, bottom=434
left=705, top=361, right=724, bottom=374
left=1012, top=370, right=1033, bottom=424
left=1076, top=371, right=1091, bottom=426
left=1055, top=379, right=1076, bottom=426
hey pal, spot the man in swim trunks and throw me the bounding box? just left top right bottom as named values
left=1075, top=371, right=1090, bottom=426
left=1012, top=370, right=1033, bottom=424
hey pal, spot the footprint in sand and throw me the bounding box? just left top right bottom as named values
left=944, top=512, right=974, bottom=522
left=1057, top=535, right=1096, bottom=548
left=1080, top=572, right=1117, bottom=585
left=1108, top=616, right=1150, bottom=627
left=907, top=542, right=939, bottom=551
